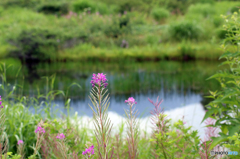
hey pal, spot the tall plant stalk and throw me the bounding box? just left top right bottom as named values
left=88, top=73, right=113, bottom=159
left=124, top=97, right=139, bottom=159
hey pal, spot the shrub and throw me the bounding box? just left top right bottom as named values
left=94, top=2, right=112, bottom=15
left=198, top=0, right=215, bottom=4
left=72, top=0, right=96, bottom=13
left=8, top=29, right=59, bottom=64
left=0, top=0, right=40, bottom=8
left=216, top=29, right=228, bottom=40
left=37, top=2, right=69, bottom=15
left=187, top=3, right=215, bottom=18
left=148, top=97, right=200, bottom=158
left=212, top=16, right=224, bottom=27
left=104, top=15, right=131, bottom=38
left=168, top=21, right=202, bottom=41
left=159, top=0, right=198, bottom=14
left=117, top=1, right=138, bottom=14
left=150, top=8, right=170, bottom=22
left=202, top=12, right=240, bottom=150
left=230, top=6, right=240, bottom=14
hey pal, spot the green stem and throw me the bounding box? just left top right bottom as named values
left=130, top=104, right=136, bottom=159
left=98, top=85, right=106, bottom=158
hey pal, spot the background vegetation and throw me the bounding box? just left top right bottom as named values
left=0, top=0, right=239, bottom=61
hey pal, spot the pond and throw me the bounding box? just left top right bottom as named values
left=0, top=59, right=222, bottom=138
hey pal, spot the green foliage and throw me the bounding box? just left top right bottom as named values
left=198, top=0, right=215, bottom=5
left=216, top=29, right=228, bottom=40
left=168, top=21, right=202, bottom=41
left=212, top=16, right=224, bottom=27
left=230, top=6, right=240, bottom=14
left=2, top=152, right=21, bottom=159
left=150, top=8, right=169, bottom=22
left=37, top=2, right=69, bottom=15
left=9, top=29, right=59, bottom=63
left=0, top=0, right=40, bottom=8
left=151, top=118, right=200, bottom=158
left=202, top=12, right=240, bottom=150
left=3, top=103, right=42, bottom=157
left=188, top=3, right=216, bottom=18
left=223, top=133, right=240, bottom=158
left=72, top=0, right=96, bottom=13
left=157, top=0, right=199, bottom=14
left=104, top=15, right=131, bottom=38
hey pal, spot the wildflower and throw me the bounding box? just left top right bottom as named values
left=90, top=73, right=108, bottom=88
left=56, top=133, right=65, bottom=139
left=183, top=121, right=186, bottom=125
left=0, top=95, right=3, bottom=108
left=82, top=145, right=94, bottom=156
left=125, top=97, right=137, bottom=105
left=35, top=126, right=45, bottom=134
left=17, top=140, right=24, bottom=145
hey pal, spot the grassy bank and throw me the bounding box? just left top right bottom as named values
left=59, top=42, right=224, bottom=61
left=0, top=0, right=239, bottom=62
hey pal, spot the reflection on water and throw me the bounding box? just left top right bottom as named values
left=42, top=86, right=202, bottom=118
left=53, top=103, right=207, bottom=139
left=1, top=60, right=221, bottom=119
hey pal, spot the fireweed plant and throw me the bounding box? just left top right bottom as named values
left=88, top=73, right=113, bottom=159
left=124, top=97, right=139, bottom=159
left=148, top=96, right=200, bottom=159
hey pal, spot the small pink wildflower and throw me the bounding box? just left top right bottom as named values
left=125, top=97, right=137, bottom=105
left=56, top=133, right=65, bottom=139
left=17, top=140, right=23, bottom=145
left=35, top=126, right=45, bottom=134
left=183, top=121, right=186, bottom=125
left=0, top=95, right=3, bottom=108
left=90, top=73, right=108, bottom=88
left=82, top=145, right=94, bottom=156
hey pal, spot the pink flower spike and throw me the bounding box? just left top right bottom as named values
left=0, top=95, right=2, bottom=108
left=56, top=133, right=65, bottom=139
left=82, top=145, right=94, bottom=156
left=90, top=73, right=108, bottom=88
left=17, top=140, right=24, bottom=145
left=35, top=126, right=45, bottom=134
left=125, top=97, right=137, bottom=105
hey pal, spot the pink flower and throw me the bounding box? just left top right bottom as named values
left=82, top=145, right=94, bottom=155
left=0, top=95, right=3, bottom=108
left=90, top=73, right=108, bottom=88
left=183, top=121, right=186, bottom=125
left=56, top=133, right=65, bottom=139
left=125, top=97, right=137, bottom=105
left=17, top=140, right=23, bottom=145
left=35, top=126, right=45, bottom=134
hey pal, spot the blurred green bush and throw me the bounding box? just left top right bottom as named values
left=37, top=2, right=69, bottom=16
left=72, top=0, right=96, bottom=13
left=230, top=6, right=240, bottom=14
left=150, top=8, right=170, bottom=22
left=8, top=29, right=59, bottom=63
left=168, top=21, right=202, bottom=41
left=188, top=3, right=215, bottom=18
left=104, top=14, right=131, bottom=38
